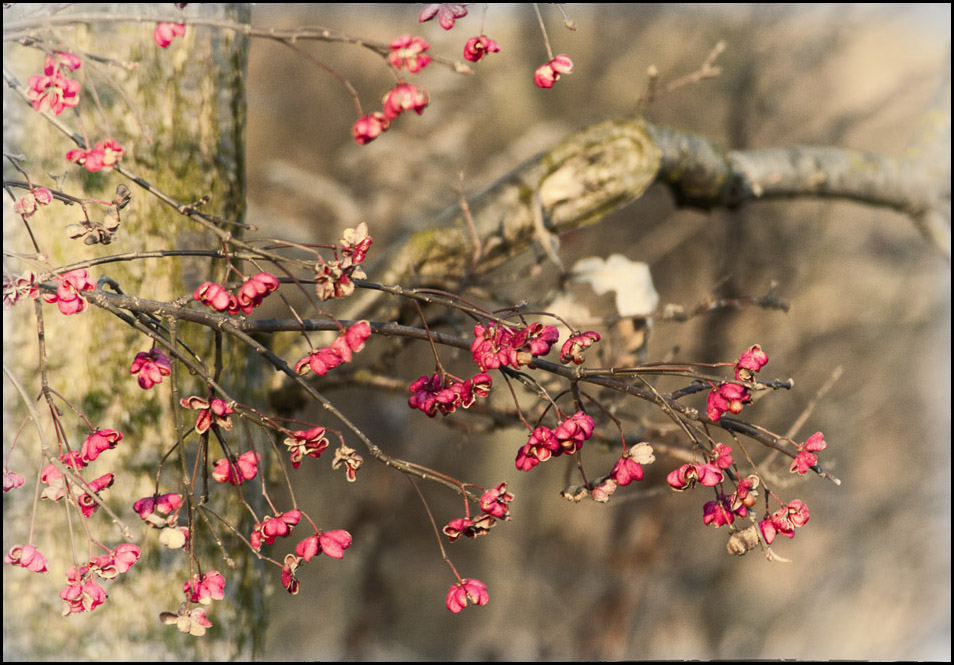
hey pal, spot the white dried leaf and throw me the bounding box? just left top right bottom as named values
left=630, top=442, right=656, bottom=464
left=571, top=254, right=658, bottom=317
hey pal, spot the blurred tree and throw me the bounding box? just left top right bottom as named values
left=3, top=4, right=950, bottom=661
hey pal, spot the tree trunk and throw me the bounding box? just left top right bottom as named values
left=3, top=4, right=254, bottom=659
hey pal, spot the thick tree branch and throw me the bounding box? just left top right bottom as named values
left=351, top=112, right=948, bottom=320
left=647, top=124, right=951, bottom=255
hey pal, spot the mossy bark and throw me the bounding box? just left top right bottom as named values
left=3, top=4, right=258, bottom=659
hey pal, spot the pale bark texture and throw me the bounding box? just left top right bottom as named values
left=3, top=4, right=254, bottom=659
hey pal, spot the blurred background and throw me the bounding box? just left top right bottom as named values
left=244, top=4, right=950, bottom=661
left=2, top=4, right=948, bottom=661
